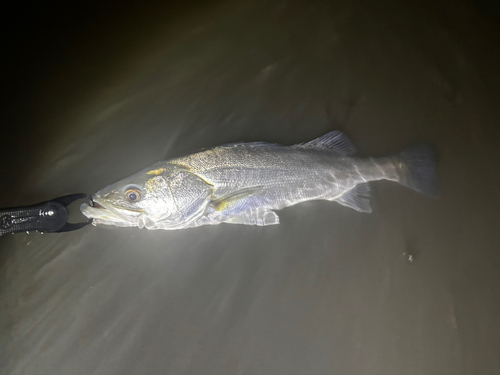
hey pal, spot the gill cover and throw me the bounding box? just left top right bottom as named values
left=139, top=167, right=214, bottom=229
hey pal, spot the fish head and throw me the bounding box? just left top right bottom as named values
left=81, top=162, right=213, bottom=230
left=81, top=163, right=180, bottom=229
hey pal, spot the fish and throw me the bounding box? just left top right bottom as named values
left=80, top=131, right=439, bottom=230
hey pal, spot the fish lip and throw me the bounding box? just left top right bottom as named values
left=93, top=197, right=144, bottom=214
left=82, top=196, right=144, bottom=226
left=90, top=197, right=116, bottom=213
left=92, top=196, right=145, bottom=214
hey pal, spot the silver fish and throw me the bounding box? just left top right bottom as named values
left=81, top=131, right=439, bottom=230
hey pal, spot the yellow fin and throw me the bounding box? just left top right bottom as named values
left=211, top=187, right=262, bottom=212
left=146, top=168, right=167, bottom=175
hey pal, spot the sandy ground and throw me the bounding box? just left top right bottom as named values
left=2, top=1, right=500, bottom=374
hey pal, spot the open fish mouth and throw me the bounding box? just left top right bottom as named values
left=80, top=198, right=141, bottom=227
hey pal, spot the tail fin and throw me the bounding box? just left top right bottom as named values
left=397, top=143, right=440, bottom=197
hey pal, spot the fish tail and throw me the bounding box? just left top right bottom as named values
left=396, top=142, right=440, bottom=197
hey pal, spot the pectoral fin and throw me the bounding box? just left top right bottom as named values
left=208, top=187, right=263, bottom=213
left=205, top=186, right=279, bottom=226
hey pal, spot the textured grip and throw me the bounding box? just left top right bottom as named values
left=0, top=202, right=68, bottom=236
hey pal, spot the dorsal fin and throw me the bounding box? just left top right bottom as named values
left=295, top=131, right=357, bottom=156
left=218, top=142, right=278, bottom=148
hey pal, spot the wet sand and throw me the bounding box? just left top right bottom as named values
left=2, top=1, right=500, bottom=374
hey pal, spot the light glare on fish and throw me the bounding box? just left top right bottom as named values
left=81, top=131, right=439, bottom=230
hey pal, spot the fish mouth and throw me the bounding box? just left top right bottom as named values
left=92, top=201, right=106, bottom=209
left=80, top=197, right=142, bottom=228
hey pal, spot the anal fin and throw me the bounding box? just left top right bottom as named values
left=334, top=183, right=372, bottom=213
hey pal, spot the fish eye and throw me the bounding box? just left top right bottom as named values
left=125, top=188, right=141, bottom=202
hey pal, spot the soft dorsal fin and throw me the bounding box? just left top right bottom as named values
left=295, top=130, right=357, bottom=156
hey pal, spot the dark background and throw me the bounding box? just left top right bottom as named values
left=2, top=1, right=500, bottom=374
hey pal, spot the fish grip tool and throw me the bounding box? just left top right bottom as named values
left=0, top=193, right=93, bottom=236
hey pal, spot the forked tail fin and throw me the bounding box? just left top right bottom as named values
left=397, top=143, right=440, bottom=197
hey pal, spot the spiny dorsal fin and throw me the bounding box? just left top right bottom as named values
left=295, top=130, right=357, bottom=156
left=335, top=183, right=372, bottom=213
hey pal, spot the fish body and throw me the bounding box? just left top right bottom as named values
left=81, top=131, right=439, bottom=230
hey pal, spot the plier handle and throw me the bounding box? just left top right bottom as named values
left=0, top=193, right=93, bottom=236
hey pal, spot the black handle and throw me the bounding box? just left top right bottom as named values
left=0, top=194, right=93, bottom=236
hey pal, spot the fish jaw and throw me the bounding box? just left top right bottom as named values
left=80, top=197, right=142, bottom=228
